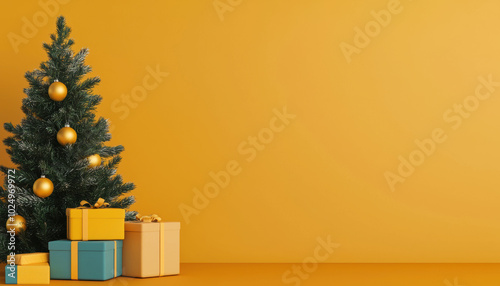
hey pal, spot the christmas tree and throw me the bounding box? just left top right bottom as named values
left=0, top=16, right=136, bottom=262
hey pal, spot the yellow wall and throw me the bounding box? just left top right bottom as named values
left=2, top=0, right=500, bottom=263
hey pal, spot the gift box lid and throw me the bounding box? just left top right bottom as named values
left=7, top=252, right=49, bottom=265
left=66, top=208, right=125, bottom=219
left=124, top=221, right=180, bottom=232
left=49, top=240, right=123, bottom=251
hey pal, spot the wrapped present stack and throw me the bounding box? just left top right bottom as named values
left=49, top=198, right=124, bottom=281
left=6, top=198, right=180, bottom=283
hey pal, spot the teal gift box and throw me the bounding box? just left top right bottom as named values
left=48, top=239, right=122, bottom=281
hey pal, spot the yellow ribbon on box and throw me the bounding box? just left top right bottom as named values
left=136, top=213, right=161, bottom=223
left=78, top=198, right=110, bottom=209
left=71, top=241, right=78, bottom=280
left=136, top=214, right=165, bottom=276
left=70, top=241, right=118, bottom=280
left=76, top=198, right=110, bottom=241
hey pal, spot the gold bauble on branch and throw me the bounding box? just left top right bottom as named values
left=87, top=154, right=102, bottom=168
left=57, top=124, right=77, bottom=145
left=6, top=215, right=26, bottom=235
left=48, top=80, right=67, bottom=101
left=33, top=175, right=54, bottom=198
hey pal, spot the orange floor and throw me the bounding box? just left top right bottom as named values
left=2, top=263, right=500, bottom=285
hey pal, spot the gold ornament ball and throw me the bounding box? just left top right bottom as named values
left=87, top=154, right=102, bottom=168
left=57, top=126, right=77, bottom=145
left=33, top=176, right=54, bottom=198
left=6, top=215, right=26, bottom=235
left=48, top=81, right=67, bottom=101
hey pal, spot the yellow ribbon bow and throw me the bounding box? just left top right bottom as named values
left=136, top=213, right=162, bottom=222
left=78, top=198, right=110, bottom=209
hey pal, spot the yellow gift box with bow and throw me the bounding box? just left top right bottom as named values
left=122, top=214, right=180, bottom=277
left=66, top=198, right=125, bottom=241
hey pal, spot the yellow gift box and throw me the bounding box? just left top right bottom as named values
left=66, top=208, right=125, bottom=240
left=122, top=215, right=180, bottom=277
left=66, top=205, right=125, bottom=241
left=5, top=253, right=50, bottom=284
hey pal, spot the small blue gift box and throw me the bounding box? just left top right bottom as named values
left=48, top=239, right=122, bottom=281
